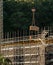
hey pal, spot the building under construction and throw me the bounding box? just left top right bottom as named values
left=0, top=0, right=53, bottom=65
left=0, top=27, right=53, bottom=65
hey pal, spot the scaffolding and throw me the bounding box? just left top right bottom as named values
left=0, top=3, right=53, bottom=65
left=0, top=27, right=53, bottom=65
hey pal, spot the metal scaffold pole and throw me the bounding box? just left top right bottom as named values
left=0, top=0, right=3, bottom=42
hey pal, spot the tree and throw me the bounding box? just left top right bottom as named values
left=0, top=54, right=12, bottom=65
left=3, top=0, right=53, bottom=32
left=3, top=1, right=32, bottom=32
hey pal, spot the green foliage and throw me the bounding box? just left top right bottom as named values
left=36, top=1, right=53, bottom=27
left=3, top=1, right=32, bottom=32
left=3, top=0, right=53, bottom=32
left=0, top=54, right=12, bottom=65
